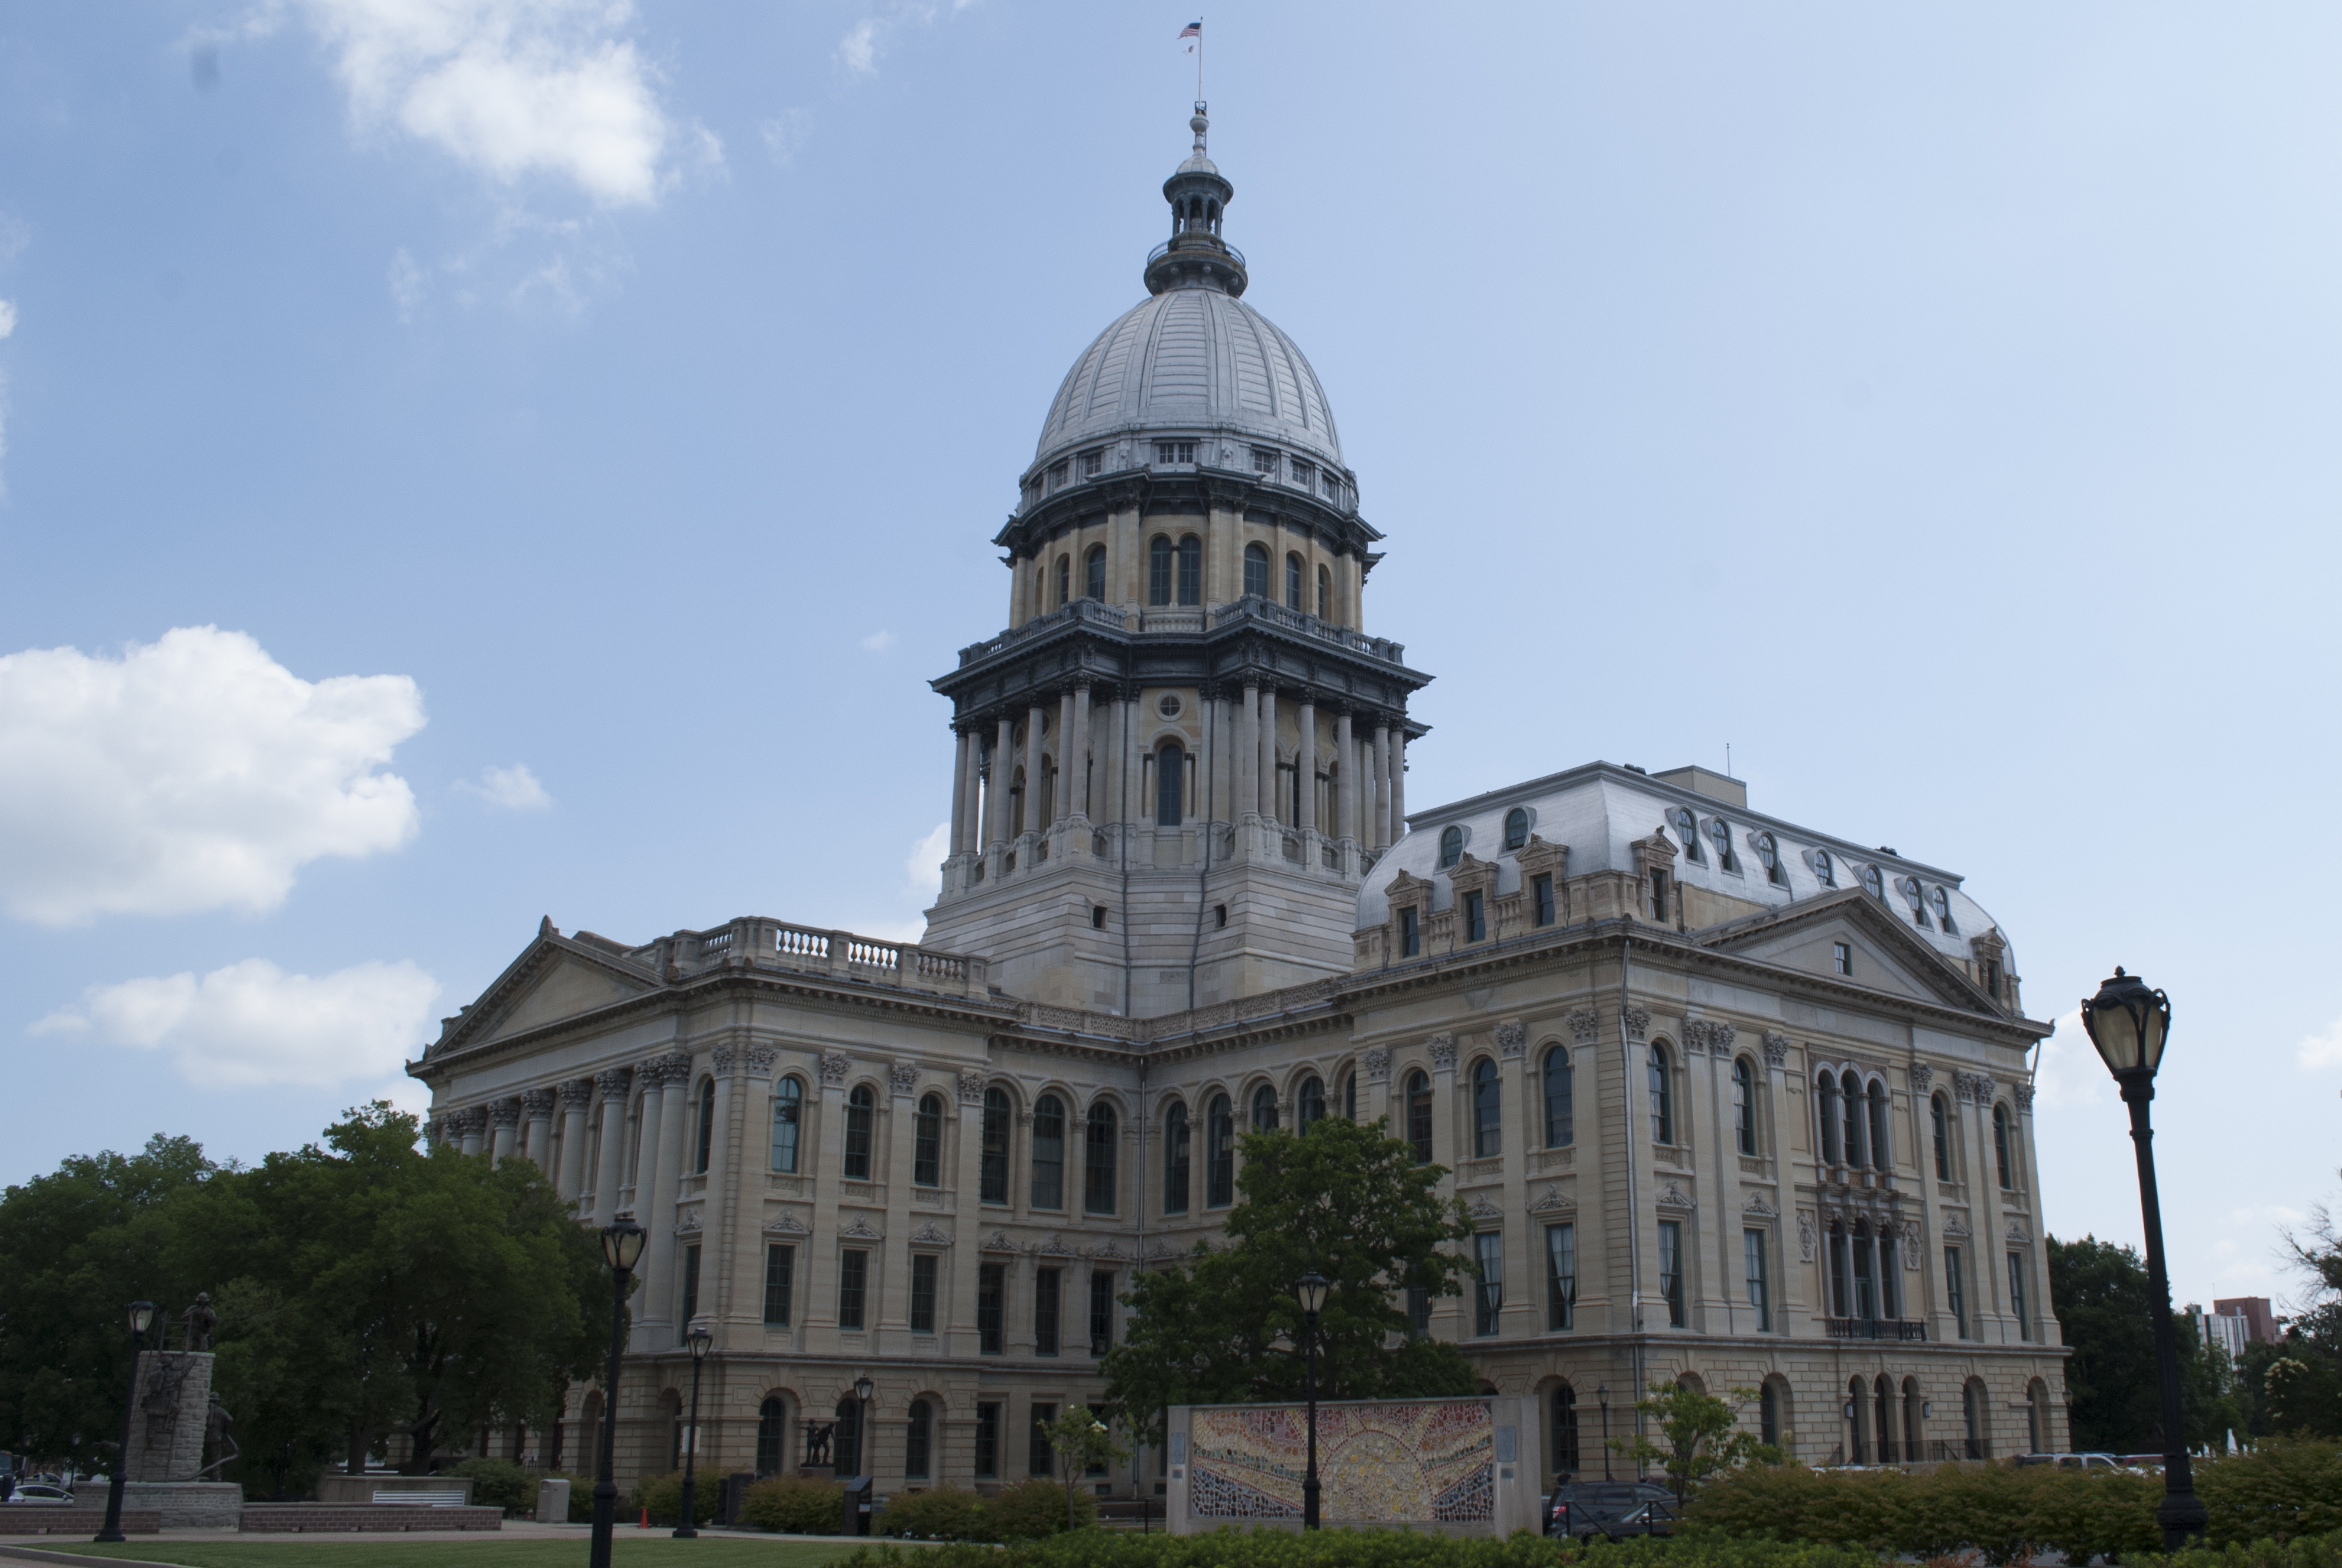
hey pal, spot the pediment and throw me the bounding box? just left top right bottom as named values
left=1701, top=889, right=1996, bottom=1015
left=478, top=954, right=651, bottom=1043
left=429, top=930, right=658, bottom=1058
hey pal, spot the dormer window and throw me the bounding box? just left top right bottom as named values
left=1081, top=448, right=1103, bottom=478
left=1504, top=808, right=1530, bottom=852
left=1705, top=817, right=1738, bottom=872
left=1897, top=876, right=1932, bottom=929
left=1154, top=440, right=1197, bottom=465
left=1439, top=825, right=1463, bottom=870
left=1861, top=866, right=1885, bottom=901
left=1812, top=848, right=1835, bottom=887
left=1980, top=955, right=2002, bottom=999
left=1754, top=832, right=1786, bottom=887
left=1929, top=886, right=1958, bottom=934
left=1252, top=447, right=1279, bottom=475
left=1671, top=806, right=1702, bottom=863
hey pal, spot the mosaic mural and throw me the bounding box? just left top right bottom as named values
left=1189, top=1400, right=1494, bottom=1522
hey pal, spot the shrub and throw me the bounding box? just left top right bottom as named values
left=881, top=1486, right=992, bottom=1541
left=2131, top=1526, right=2342, bottom=1568
left=838, top=1528, right=1890, bottom=1568
left=741, top=1474, right=847, bottom=1534
left=2197, top=1442, right=2342, bottom=1546
left=632, top=1469, right=721, bottom=1528
left=446, top=1457, right=540, bottom=1517
left=984, top=1477, right=1095, bottom=1540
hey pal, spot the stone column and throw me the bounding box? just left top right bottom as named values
left=1296, top=697, right=1317, bottom=835
left=522, top=1089, right=556, bottom=1170
left=633, top=1054, right=692, bottom=1351
left=457, top=1107, right=486, bottom=1158
left=488, top=1098, right=522, bottom=1166
left=1071, top=683, right=1093, bottom=818
left=949, top=728, right=972, bottom=855
left=1259, top=687, right=1280, bottom=825
left=989, top=715, right=1012, bottom=845
left=1335, top=709, right=1355, bottom=844
left=728, top=1048, right=779, bottom=1336
left=556, top=1080, right=594, bottom=1206
left=1120, top=690, right=1142, bottom=830
left=1238, top=681, right=1260, bottom=818
left=1372, top=722, right=1392, bottom=850
left=950, top=1071, right=987, bottom=1354
left=1019, top=705, right=1043, bottom=837
left=590, top=1067, right=633, bottom=1227
left=1391, top=728, right=1407, bottom=835
left=961, top=728, right=984, bottom=854
left=1055, top=689, right=1077, bottom=828
left=880, top=1061, right=921, bottom=1348
left=698, top=1047, right=736, bottom=1336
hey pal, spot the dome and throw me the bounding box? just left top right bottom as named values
left=1032, top=289, right=1345, bottom=479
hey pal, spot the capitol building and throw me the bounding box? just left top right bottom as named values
left=412, top=104, right=2070, bottom=1496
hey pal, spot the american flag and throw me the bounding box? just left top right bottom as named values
left=1178, top=22, right=1200, bottom=38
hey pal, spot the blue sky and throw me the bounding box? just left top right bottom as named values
left=1, top=2, right=2336, bottom=1314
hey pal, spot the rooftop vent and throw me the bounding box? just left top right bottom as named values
left=1654, top=765, right=1746, bottom=809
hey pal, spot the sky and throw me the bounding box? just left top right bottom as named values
left=1, top=2, right=2337, bottom=1318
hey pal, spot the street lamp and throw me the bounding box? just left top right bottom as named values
left=1596, top=1384, right=1611, bottom=1482
left=94, top=1301, right=156, bottom=1544
left=590, top=1223, right=646, bottom=1568
left=851, top=1376, right=874, bottom=1478
left=1296, top=1272, right=1328, bottom=1530
left=2080, top=967, right=2206, bottom=1552
left=673, top=1318, right=713, bottom=1538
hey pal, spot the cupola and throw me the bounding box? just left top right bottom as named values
left=1145, top=103, right=1248, bottom=297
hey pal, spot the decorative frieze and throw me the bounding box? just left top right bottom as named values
left=910, top=1221, right=952, bottom=1246
left=765, top=1212, right=809, bottom=1234
left=1468, top=1194, right=1504, bottom=1222
left=981, top=1230, right=1020, bottom=1253
left=1656, top=1181, right=1695, bottom=1211
left=1743, top=1194, right=1778, bottom=1218
left=1900, top=1221, right=1923, bottom=1270
left=840, top=1218, right=882, bottom=1240
left=2006, top=1220, right=2030, bottom=1244
left=1797, top=1210, right=1817, bottom=1262
left=1942, top=1213, right=1970, bottom=1238
left=1529, top=1184, right=1574, bottom=1213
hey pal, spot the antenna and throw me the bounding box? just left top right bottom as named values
left=1726, top=741, right=1731, bottom=778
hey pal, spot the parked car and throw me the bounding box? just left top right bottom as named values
left=1545, top=1481, right=1678, bottom=1539
left=2016, top=1452, right=2137, bottom=1473
left=3, top=1483, right=74, bottom=1505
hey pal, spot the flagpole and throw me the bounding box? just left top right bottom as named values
left=1197, top=16, right=1204, bottom=104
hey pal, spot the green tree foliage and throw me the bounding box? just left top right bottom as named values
left=1041, top=1405, right=1129, bottom=1533
left=1608, top=1382, right=1780, bottom=1505
left=2049, top=1233, right=2241, bottom=1450
left=1101, top=1116, right=1478, bottom=1443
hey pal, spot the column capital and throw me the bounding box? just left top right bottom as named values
left=559, top=1077, right=596, bottom=1107
left=521, top=1087, right=558, bottom=1116
left=595, top=1066, right=634, bottom=1098
left=488, top=1097, right=525, bottom=1128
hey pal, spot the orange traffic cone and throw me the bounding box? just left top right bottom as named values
left=639, top=1507, right=650, bottom=1528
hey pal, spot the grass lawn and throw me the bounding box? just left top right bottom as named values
left=37, top=1539, right=882, bottom=1568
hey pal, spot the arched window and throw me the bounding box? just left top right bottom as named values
left=1755, top=832, right=1786, bottom=886
left=1341, top=1071, right=1356, bottom=1121
left=1816, top=1072, right=1841, bottom=1164
left=906, top=1399, right=933, bottom=1479
left=1244, top=542, right=1270, bottom=598
left=1733, top=1056, right=1757, bottom=1155
left=1504, top=808, right=1529, bottom=851
left=1827, top=1223, right=1851, bottom=1317
left=1085, top=544, right=1106, bottom=600
left=1861, top=865, right=1885, bottom=900
left=1439, top=825, right=1463, bottom=869
left=843, top=1084, right=875, bottom=1179
left=1903, top=1377, right=1924, bottom=1465
left=2027, top=1379, right=2050, bottom=1457
left=1205, top=1093, right=1235, bottom=1206
left=1841, top=1071, right=1866, bottom=1168
left=1250, top=1084, right=1279, bottom=1132
left=1899, top=876, right=1932, bottom=929
left=1405, top=1070, right=1434, bottom=1163
left=693, top=1078, right=716, bottom=1173
left=1875, top=1375, right=1895, bottom=1463
left=1285, top=552, right=1304, bottom=610
left=1759, top=1379, right=1785, bottom=1449
left=1963, top=1377, right=1987, bottom=1460
left=1155, top=743, right=1184, bottom=827
left=756, top=1396, right=788, bottom=1477
left=979, top=1085, right=1010, bottom=1204
left=1542, top=1046, right=1573, bottom=1147
left=1649, top=1043, right=1674, bottom=1144
left=1705, top=817, right=1735, bottom=869
left=913, top=1093, right=944, bottom=1187
left=1931, top=1092, right=1953, bottom=1180
left=1931, top=886, right=1958, bottom=934
left=1084, top=1101, right=1118, bottom=1215
left=1148, top=535, right=1174, bottom=606
left=1176, top=535, right=1202, bottom=604
left=770, top=1077, right=802, bottom=1173
left=1316, top=564, right=1330, bottom=619
left=1163, top=1101, right=1191, bottom=1214
left=1472, top=1058, right=1502, bottom=1158
left=1296, top=1076, right=1325, bottom=1131
left=1031, top=1093, right=1066, bottom=1208
left=1550, top=1384, right=1580, bottom=1478
left=1993, top=1103, right=2015, bottom=1189
left=833, top=1396, right=861, bottom=1478
left=1055, top=554, right=1069, bottom=607
left=1867, top=1080, right=1891, bottom=1171
left=1813, top=848, right=1835, bottom=887
left=1672, top=806, right=1702, bottom=862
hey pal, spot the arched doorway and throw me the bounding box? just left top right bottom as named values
left=756, top=1395, right=790, bottom=1477
left=834, top=1396, right=862, bottom=1478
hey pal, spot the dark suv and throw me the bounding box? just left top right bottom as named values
left=1544, top=1481, right=1680, bottom=1539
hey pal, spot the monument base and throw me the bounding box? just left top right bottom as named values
left=121, top=1481, right=244, bottom=1529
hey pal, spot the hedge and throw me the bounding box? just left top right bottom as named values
left=741, top=1475, right=847, bottom=1533
left=880, top=1486, right=994, bottom=1541
left=2133, top=1530, right=2342, bottom=1568
left=631, top=1468, right=722, bottom=1528
left=843, top=1528, right=1885, bottom=1568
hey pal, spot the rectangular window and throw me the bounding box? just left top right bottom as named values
left=1544, top=1222, right=1576, bottom=1332
left=837, top=1249, right=868, bottom=1331
left=762, top=1244, right=794, bottom=1327
left=1946, top=1246, right=1967, bottom=1339
left=914, top=1106, right=942, bottom=1188
left=975, top=1403, right=1000, bottom=1478
left=680, top=1243, right=702, bottom=1327
left=1082, top=448, right=1103, bottom=478
left=1252, top=447, right=1278, bottom=474
left=977, top=1262, right=1005, bottom=1353
left=1400, top=905, right=1421, bottom=957
left=1035, top=1266, right=1062, bottom=1356
left=1473, top=1231, right=1503, bottom=1336
left=1153, top=440, right=1197, bottom=465
left=2009, top=1251, right=2031, bottom=1341
left=1406, top=1285, right=1432, bottom=1338
left=1744, top=1228, right=1770, bottom=1332
left=1650, top=870, right=1670, bottom=921
left=1464, top=889, right=1486, bottom=943
left=1533, top=873, right=1555, bottom=927
left=1028, top=1403, right=1056, bottom=1476
left=910, top=1253, right=939, bottom=1335
left=1089, top=1270, right=1116, bottom=1356
left=1658, top=1220, right=1686, bottom=1327
left=1292, top=459, right=1315, bottom=487
left=1833, top=942, right=1852, bottom=975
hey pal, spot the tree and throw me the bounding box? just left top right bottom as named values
left=1101, top=1116, right=1478, bottom=1443
left=1040, top=1406, right=1127, bottom=1532
left=2049, top=1233, right=2240, bottom=1451
left=1609, top=1381, right=1780, bottom=1504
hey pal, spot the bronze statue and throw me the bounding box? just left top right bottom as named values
left=184, top=1293, right=218, bottom=1352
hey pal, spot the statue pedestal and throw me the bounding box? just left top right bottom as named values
left=121, top=1481, right=242, bottom=1529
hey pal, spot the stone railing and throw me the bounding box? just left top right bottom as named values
left=660, top=919, right=992, bottom=1001
left=1210, top=595, right=1408, bottom=665
left=957, top=598, right=1131, bottom=665
left=1011, top=973, right=1348, bottom=1048
left=1824, top=1317, right=1928, bottom=1342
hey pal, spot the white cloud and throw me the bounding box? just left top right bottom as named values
left=32, top=957, right=441, bottom=1088
left=2027, top=1008, right=2114, bottom=1111
left=837, top=17, right=884, bottom=77
left=455, top=762, right=552, bottom=809
left=2296, top=1014, right=2342, bottom=1071
left=860, top=629, right=897, bottom=652
left=387, top=247, right=426, bottom=319
left=760, top=108, right=811, bottom=165
left=0, top=626, right=425, bottom=925
left=905, top=820, right=950, bottom=904
left=0, top=298, right=16, bottom=339
left=289, top=0, right=701, bottom=206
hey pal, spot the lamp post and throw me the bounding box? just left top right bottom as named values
left=590, top=1223, right=646, bottom=1568
left=94, top=1301, right=155, bottom=1544
left=1296, top=1271, right=1328, bottom=1530
left=1596, top=1384, right=1611, bottom=1481
left=851, top=1375, right=874, bottom=1478
left=673, top=1317, right=712, bottom=1538
left=2080, top=966, right=2207, bottom=1552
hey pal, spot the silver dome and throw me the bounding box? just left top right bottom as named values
left=1031, top=287, right=1346, bottom=480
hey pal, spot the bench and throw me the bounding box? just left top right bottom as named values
left=374, top=1489, right=469, bottom=1507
